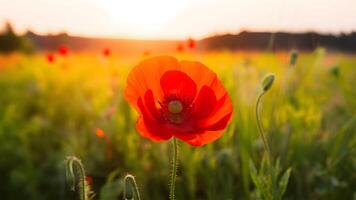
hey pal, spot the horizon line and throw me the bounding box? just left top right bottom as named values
left=20, top=28, right=356, bottom=41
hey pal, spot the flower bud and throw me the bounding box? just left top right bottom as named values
left=262, top=74, right=275, bottom=92
left=124, top=174, right=140, bottom=200
left=290, top=50, right=298, bottom=66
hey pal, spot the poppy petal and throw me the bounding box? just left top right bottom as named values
left=137, top=97, right=172, bottom=141
left=199, top=94, right=233, bottom=129
left=143, top=90, right=160, bottom=119
left=125, top=56, right=180, bottom=110
left=160, top=70, right=197, bottom=101
left=179, top=61, right=226, bottom=99
left=203, top=112, right=232, bottom=131
left=190, top=85, right=217, bottom=119
left=174, top=130, right=224, bottom=146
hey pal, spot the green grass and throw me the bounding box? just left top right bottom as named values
left=0, top=50, right=355, bottom=199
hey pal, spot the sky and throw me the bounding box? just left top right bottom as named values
left=0, top=0, right=356, bottom=39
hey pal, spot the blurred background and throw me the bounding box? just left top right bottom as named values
left=0, top=0, right=355, bottom=199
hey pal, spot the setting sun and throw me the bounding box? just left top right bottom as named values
left=93, top=0, right=190, bottom=37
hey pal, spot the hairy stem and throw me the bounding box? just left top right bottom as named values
left=170, top=138, right=178, bottom=200
left=256, top=92, right=271, bottom=163
left=66, top=156, right=88, bottom=200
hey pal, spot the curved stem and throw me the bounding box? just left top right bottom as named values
left=66, top=156, right=88, bottom=200
left=124, top=174, right=141, bottom=200
left=256, top=92, right=271, bottom=163
left=170, top=138, right=178, bottom=200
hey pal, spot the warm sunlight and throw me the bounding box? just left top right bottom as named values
left=94, top=0, right=190, bottom=37
left=1, top=0, right=356, bottom=199
left=1, top=0, right=356, bottom=38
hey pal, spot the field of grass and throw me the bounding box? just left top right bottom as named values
left=0, top=50, right=355, bottom=200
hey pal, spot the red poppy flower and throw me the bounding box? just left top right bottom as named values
left=125, top=56, right=233, bottom=146
left=58, top=45, right=69, bottom=56
left=103, top=48, right=110, bottom=57
left=46, top=53, right=55, bottom=63
left=187, top=38, right=196, bottom=49
left=95, top=128, right=105, bottom=138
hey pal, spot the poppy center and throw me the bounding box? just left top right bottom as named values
left=168, top=100, right=183, bottom=114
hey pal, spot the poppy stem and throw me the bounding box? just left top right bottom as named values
left=65, top=156, right=89, bottom=200
left=169, top=138, right=178, bottom=200
left=256, top=91, right=271, bottom=163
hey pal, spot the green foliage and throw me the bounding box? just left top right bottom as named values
left=99, top=170, right=124, bottom=200
left=254, top=71, right=292, bottom=200
left=250, top=158, right=291, bottom=200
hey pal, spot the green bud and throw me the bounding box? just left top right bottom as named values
left=262, top=74, right=275, bottom=91
left=124, top=174, right=141, bottom=200
left=290, top=50, right=298, bottom=66
left=330, top=65, right=340, bottom=77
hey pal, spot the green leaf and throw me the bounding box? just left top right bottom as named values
left=278, top=168, right=292, bottom=197
left=100, top=178, right=124, bottom=200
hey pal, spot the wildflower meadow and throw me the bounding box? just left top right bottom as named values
left=0, top=49, right=355, bottom=199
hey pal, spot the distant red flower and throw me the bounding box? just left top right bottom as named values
left=124, top=56, right=233, bottom=146
left=176, top=43, right=184, bottom=52
left=58, top=45, right=69, bottom=56
left=94, top=128, right=112, bottom=159
left=46, top=53, right=55, bottom=63
left=103, top=48, right=111, bottom=57
left=187, top=38, right=196, bottom=49
left=95, top=128, right=105, bottom=138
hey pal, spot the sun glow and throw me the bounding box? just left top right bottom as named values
left=1, top=0, right=356, bottom=39
left=94, top=0, right=190, bottom=37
